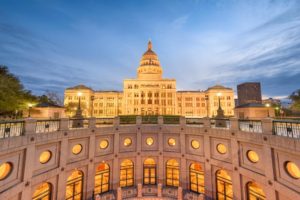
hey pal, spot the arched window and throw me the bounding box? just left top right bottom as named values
left=94, top=163, right=110, bottom=195
left=143, top=158, right=156, bottom=185
left=65, top=170, right=83, bottom=200
left=120, top=159, right=134, bottom=187
left=166, top=159, right=179, bottom=187
left=216, top=170, right=233, bottom=200
left=190, top=163, right=204, bottom=194
left=32, top=182, right=52, bottom=200
left=247, top=182, right=266, bottom=200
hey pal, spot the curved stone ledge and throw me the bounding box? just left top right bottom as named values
left=0, top=120, right=299, bottom=200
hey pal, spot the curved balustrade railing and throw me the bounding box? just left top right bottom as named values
left=1, top=117, right=300, bottom=140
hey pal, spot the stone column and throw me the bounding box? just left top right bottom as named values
left=262, top=118, right=273, bottom=135
left=180, top=125, right=187, bottom=189
left=137, top=183, right=142, bottom=197
left=57, top=137, right=69, bottom=199
left=158, top=118, right=164, bottom=185
left=89, top=117, right=96, bottom=128
left=112, top=129, right=120, bottom=190
left=117, top=187, right=122, bottom=200
left=229, top=118, right=239, bottom=131
left=157, top=183, right=162, bottom=197
left=203, top=133, right=213, bottom=199
left=20, top=143, right=36, bottom=200
left=263, top=142, right=276, bottom=199
left=59, top=118, right=69, bottom=131
left=136, top=125, right=142, bottom=184
left=178, top=186, right=183, bottom=200
left=87, top=133, right=96, bottom=198
left=24, top=118, right=37, bottom=134
left=202, top=117, right=211, bottom=128
left=136, top=116, right=142, bottom=125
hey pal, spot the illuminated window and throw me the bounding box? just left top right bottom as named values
left=99, top=140, right=109, bottom=149
left=216, top=170, right=233, bottom=200
left=146, top=137, right=154, bottom=146
left=32, top=182, right=52, bottom=200
left=247, top=150, right=259, bottom=163
left=65, top=170, right=83, bottom=200
left=120, top=159, right=134, bottom=187
left=0, top=162, right=13, bottom=180
left=168, top=138, right=176, bottom=146
left=247, top=182, right=266, bottom=200
left=94, top=163, right=110, bottom=195
left=191, top=140, right=200, bottom=149
left=39, top=151, right=52, bottom=164
left=216, top=143, right=227, bottom=154
left=166, top=159, right=179, bottom=187
left=72, top=144, right=82, bottom=155
left=190, top=163, right=204, bottom=194
left=285, top=161, right=300, bottom=179
left=124, top=138, right=132, bottom=147
left=143, top=158, right=156, bottom=185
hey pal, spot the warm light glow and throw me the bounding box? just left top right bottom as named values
left=275, top=107, right=279, bottom=110
left=120, top=159, right=134, bottom=187
left=190, top=163, right=204, bottom=194
left=191, top=140, right=200, bottom=149
left=66, top=170, right=83, bottom=200
left=32, top=182, right=51, bottom=200
left=216, top=143, right=227, bottom=154
left=285, top=161, right=300, bottom=179
left=77, top=92, right=82, bottom=97
left=166, top=159, right=179, bottom=187
left=247, top=150, right=259, bottom=163
left=265, top=103, right=270, bottom=107
left=124, top=138, right=132, bottom=146
left=28, top=103, right=33, bottom=108
left=146, top=137, right=154, bottom=146
left=72, top=144, right=83, bottom=155
left=247, top=182, right=266, bottom=200
left=168, top=138, right=176, bottom=146
left=217, top=92, right=222, bottom=97
left=39, top=151, right=52, bottom=164
left=99, top=140, right=109, bottom=149
left=0, top=162, right=12, bottom=180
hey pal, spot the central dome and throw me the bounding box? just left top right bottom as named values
left=137, top=41, right=163, bottom=80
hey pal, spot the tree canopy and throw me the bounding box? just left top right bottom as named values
left=0, top=65, right=37, bottom=115
left=0, top=65, right=63, bottom=117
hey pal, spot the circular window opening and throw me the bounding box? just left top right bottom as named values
left=216, top=143, right=227, bottom=154
left=191, top=140, right=200, bottom=149
left=124, top=138, right=132, bottom=147
left=146, top=137, right=154, bottom=146
left=99, top=140, right=109, bottom=149
left=39, top=151, right=52, bottom=164
left=72, top=144, right=83, bottom=155
left=247, top=150, right=259, bottom=163
left=285, top=161, right=300, bottom=179
left=0, top=162, right=13, bottom=180
left=168, top=138, right=176, bottom=146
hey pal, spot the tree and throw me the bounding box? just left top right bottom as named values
left=289, top=89, right=300, bottom=110
left=0, top=66, right=37, bottom=116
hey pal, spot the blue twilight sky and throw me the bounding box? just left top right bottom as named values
left=0, top=0, right=300, bottom=99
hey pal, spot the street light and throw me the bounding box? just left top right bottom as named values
left=28, top=103, right=33, bottom=118
left=77, top=92, right=82, bottom=110
left=265, top=103, right=270, bottom=117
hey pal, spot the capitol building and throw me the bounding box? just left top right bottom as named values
left=0, top=42, right=299, bottom=200
left=64, top=41, right=235, bottom=118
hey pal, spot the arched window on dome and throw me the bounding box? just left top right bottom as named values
left=120, top=159, right=134, bottom=187
left=65, top=170, right=83, bottom=200
left=216, top=170, right=233, bottom=200
left=94, top=163, right=110, bottom=195
left=166, top=159, right=179, bottom=187
left=247, top=182, right=266, bottom=200
left=32, top=182, right=52, bottom=200
left=143, top=158, right=156, bottom=185
left=190, top=163, right=204, bottom=194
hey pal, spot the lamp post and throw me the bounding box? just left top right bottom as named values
left=74, top=92, right=83, bottom=118
left=91, top=95, right=95, bottom=117
left=265, top=103, right=270, bottom=117
left=28, top=103, right=32, bottom=118
left=205, top=95, right=209, bottom=118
